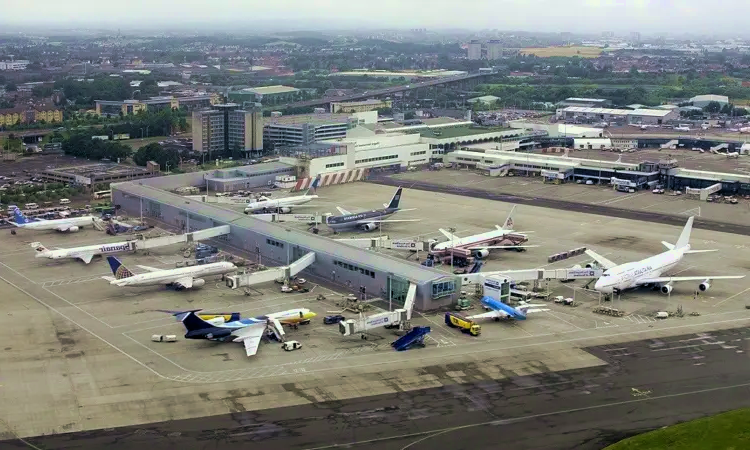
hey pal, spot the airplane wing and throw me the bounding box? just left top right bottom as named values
left=439, top=228, right=459, bottom=240
left=231, top=323, right=267, bottom=357
left=467, top=310, right=509, bottom=320
left=173, top=277, right=193, bottom=289
left=584, top=249, right=618, bottom=270
left=336, top=206, right=353, bottom=215
left=137, top=265, right=162, bottom=272
left=101, top=276, right=116, bottom=282
left=79, top=253, right=95, bottom=264
left=637, top=275, right=745, bottom=285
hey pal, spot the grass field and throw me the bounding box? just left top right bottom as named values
left=605, top=409, right=750, bottom=450
left=520, top=46, right=603, bottom=58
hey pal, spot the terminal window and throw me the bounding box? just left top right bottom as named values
left=334, top=260, right=375, bottom=278
left=325, top=162, right=345, bottom=169
left=432, top=280, right=456, bottom=299
left=266, top=238, right=284, bottom=248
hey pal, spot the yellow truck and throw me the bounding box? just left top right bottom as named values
left=444, top=312, right=481, bottom=336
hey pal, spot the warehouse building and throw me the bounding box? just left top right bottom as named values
left=111, top=171, right=459, bottom=310
left=556, top=106, right=679, bottom=125
left=228, top=85, right=300, bottom=105
left=330, top=99, right=392, bottom=113
left=689, top=94, right=729, bottom=109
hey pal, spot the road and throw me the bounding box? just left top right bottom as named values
left=369, top=175, right=750, bottom=236
left=4, top=328, right=750, bottom=450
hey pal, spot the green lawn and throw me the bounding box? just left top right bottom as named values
left=606, top=409, right=750, bottom=450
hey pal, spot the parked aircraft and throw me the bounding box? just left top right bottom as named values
left=325, top=187, right=419, bottom=232
left=32, top=241, right=136, bottom=264
left=589, top=216, right=744, bottom=295
left=11, top=208, right=98, bottom=233
left=102, top=256, right=236, bottom=290
left=430, top=206, right=537, bottom=259
left=244, top=189, right=319, bottom=214
left=178, top=308, right=316, bottom=356
left=467, top=296, right=548, bottom=321
left=674, top=125, right=691, bottom=132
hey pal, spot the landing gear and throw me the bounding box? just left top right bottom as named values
left=10, top=230, right=16, bottom=235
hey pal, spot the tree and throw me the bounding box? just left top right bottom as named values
left=721, top=103, right=734, bottom=114
left=5, top=82, right=17, bottom=92
left=404, top=111, right=416, bottom=120
left=134, top=142, right=179, bottom=171
left=703, top=101, right=722, bottom=113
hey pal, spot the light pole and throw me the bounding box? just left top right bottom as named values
left=448, top=226, right=456, bottom=273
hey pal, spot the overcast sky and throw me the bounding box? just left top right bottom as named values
left=1, top=0, right=746, bottom=35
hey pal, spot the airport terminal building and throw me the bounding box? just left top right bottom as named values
left=111, top=166, right=459, bottom=310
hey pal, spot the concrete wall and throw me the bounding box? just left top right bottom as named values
left=111, top=186, right=451, bottom=311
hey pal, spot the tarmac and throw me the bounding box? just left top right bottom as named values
left=1, top=181, right=749, bottom=448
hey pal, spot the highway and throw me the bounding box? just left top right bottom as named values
left=277, top=72, right=490, bottom=110
left=5, top=327, right=749, bottom=450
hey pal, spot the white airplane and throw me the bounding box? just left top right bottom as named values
left=11, top=208, right=98, bottom=233
left=32, top=241, right=136, bottom=264
left=591, top=217, right=744, bottom=295
left=738, top=127, right=750, bottom=134
left=178, top=308, right=317, bottom=356
left=431, top=206, right=538, bottom=259
left=674, top=125, right=691, bottom=132
left=244, top=189, right=319, bottom=214
left=102, top=256, right=236, bottom=290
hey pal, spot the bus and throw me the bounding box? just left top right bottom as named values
left=93, top=190, right=111, bottom=200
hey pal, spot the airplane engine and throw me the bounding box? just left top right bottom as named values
left=361, top=223, right=378, bottom=232
left=660, top=284, right=673, bottom=294
left=192, top=278, right=206, bottom=288
left=584, top=262, right=596, bottom=269
left=699, top=280, right=711, bottom=292
left=473, top=249, right=490, bottom=259
left=67, top=226, right=80, bottom=232
left=278, top=207, right=291, bottom=214
left=205, top=329, right=232, bottom=340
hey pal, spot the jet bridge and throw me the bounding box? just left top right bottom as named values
left=339, top=283, right=416, bottom=336
left=135, top=225, right=231, bottom=250
left=335, top=236, right=427, bottom=251
left=459, top=267, right=603, bottom=286
left=225, top=252, right=316, bottom=289
left=251, top=213, right=331, bottom=225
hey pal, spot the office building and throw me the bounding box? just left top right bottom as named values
left=264, top=113, right=355, bottom=147
left=192, top=104, right=263, bottom=156
left=95, top=94, right=221, bottom=117
left=486, top=40, right=503, bottom=60
left=0, top=60, right=30, bottom=71
left=0, top=104, right=63, bottom=126
left=468, top=40, right=483, bottom=60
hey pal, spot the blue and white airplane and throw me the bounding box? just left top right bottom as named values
left=467, top=296, right=549, bottom=321
left=11, top=208, right=98, bottom=233
left=178, top=308, right=316, bottom=356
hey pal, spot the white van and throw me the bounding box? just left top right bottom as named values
left=25, top=203, right=39, bottom=210
left=59, top=198, right=71, bottom=205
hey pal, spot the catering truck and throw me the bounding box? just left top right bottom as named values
left=444, top=312, right=481, bottom=336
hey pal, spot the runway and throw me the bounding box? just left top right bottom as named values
left=370, top=175, right=750, bottom=236
left=5, top=327, right=750, bottom=450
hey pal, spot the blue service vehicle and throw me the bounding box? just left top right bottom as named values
left=323, top=314, right=346, bottom=325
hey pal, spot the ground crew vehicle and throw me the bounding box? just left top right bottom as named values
left=444, top=312, right=481, bottom=336
left=282, top=341, right=302, bottom=351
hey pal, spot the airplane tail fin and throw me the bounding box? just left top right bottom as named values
left=385, top=187, right=403, bottom=209
left=675, top=216, right=694, bottom=250
left=179, top=310, right=216, bottom=332
left=30, top=242, right=50, bottom=255
left=106, top=256, right=134, bottom=279
left=499, top=205, right=517, bottom=230
left=13, top=208, right=29, bottom=225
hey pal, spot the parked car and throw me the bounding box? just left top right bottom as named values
left=282, top=340, right=302, bottom=351
left=323, top=315, right=346, bottom=325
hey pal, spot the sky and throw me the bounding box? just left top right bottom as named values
left=1, top=0, right=747, bottom=35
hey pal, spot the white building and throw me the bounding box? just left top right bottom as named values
left=486, top=40, right=503, bottom=60
left=557, top=106, right=679, bottom=125
left=0, top=60, right=30, bottom=71
left=468, top=41, right=482, bottom=60
left=689, top=94, right=729, bottom=108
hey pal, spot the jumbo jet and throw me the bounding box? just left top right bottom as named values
left=11, top=208, right=98, bottom=233
left=430, top=206, right=537, bottom=259
left=178, top=308, right=316, bottom=356
left=467, top=296, right=548, bottom=322
left=32, top=241, right=136, bottom=264
left=102, top=256, right=236, bottom=290
left=590, top=216, right=744, bottom=295
left=325, top=187, right=420, bottom=232
left=244, top=189, right=319, bottom=214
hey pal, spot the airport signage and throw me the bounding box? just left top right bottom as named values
left=566, top=268, right=598, bottom=278
left=366, top=316, right=389, bottom=327
left=100, top=242, right=135, bottom=253
left=388, top=240, right=425, bottom=251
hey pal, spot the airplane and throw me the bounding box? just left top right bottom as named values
left=102, top=256, right=236, bottom=290
left=674, top=125, right=691, bottom=132
left=10, top=208, right=98, bottom=233
left=31, top=240, right=136, bottom=264
left=325, top=187, right=420, bottom=232
left=430, top=206, right=538, bottom=259
left=244, top=189, right=319, bottom=214
left=467, top=296, right=549, bottom=321
left=178, top=308, right=317, bottom=356
left=738, top=127, right=750, bottom=134
left=590, top=216, right=745, bottom=295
